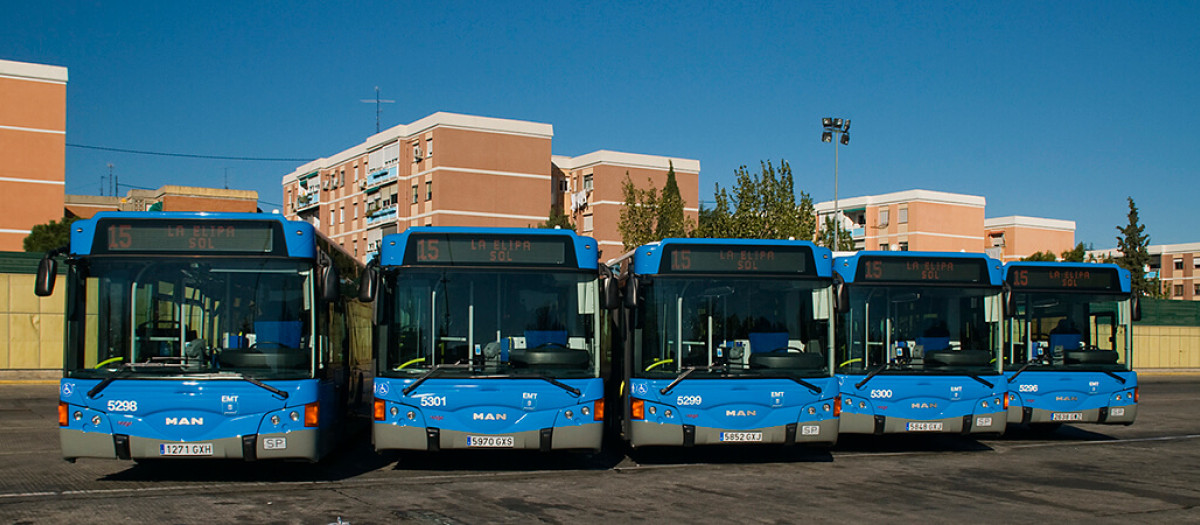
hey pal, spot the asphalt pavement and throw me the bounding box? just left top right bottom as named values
left=1, top=374, right=1199, bottom=524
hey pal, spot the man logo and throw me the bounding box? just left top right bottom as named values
left=1055, top=396, right=1078, bottom=402
left=725, top=410, right=757, bottom=417
left=165, top=417, right=204, bottom=426
left=473, top=413, right=507, bottom=421
left=911, top=402, right=938, bottom=409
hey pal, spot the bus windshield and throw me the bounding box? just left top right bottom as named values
left=379, top=269, right=601, bottom=379
left=1005, top=292, right=1132, bottom=372
left=837, top=285, right=1002, bottom=375
left=634, top=277, right=833, bottom=379
left=65, top=258, right=316, bottom=380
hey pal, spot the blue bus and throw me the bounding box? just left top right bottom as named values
left=364, top=227, right=608, bottom=452
left=612, top=238, right=840, bottom=448
left=37, top=212, right=370, bottom=462
left=833, top=252, right=1008, bottom=435
left=1003, top=262, right=1138, bottom=430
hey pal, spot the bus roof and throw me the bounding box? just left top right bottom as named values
left=69, top=211, right=316, bottom=259
left=627, top=237, right=833, bottom=277
left=1004, top=261, right=1132, bottom=294
left=378, top=226, right=599, bottom=270
left=834, top=250, right=1004, bottom=286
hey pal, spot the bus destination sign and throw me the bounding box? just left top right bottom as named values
left=93, top=219, right=276, bottom=254
left=1008, top=266, right=1120, bottom=291
left=403, top=234, right=573, bottom=267
left=660, top=245, right=813, bottom=274
left=856, top=256, right=989, bottom=284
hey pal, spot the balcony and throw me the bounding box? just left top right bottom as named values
left=365, top=203, right=398, bottom=226
left=364, top=167, right=398, bottom=192
left=294, top=191, right=320, bottom=212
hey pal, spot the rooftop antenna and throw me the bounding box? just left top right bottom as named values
left=107, top=163, right=114, bottom=196
left=360, top=86, right=395, bottom=134
left=223, top=167, right=232, bottom=189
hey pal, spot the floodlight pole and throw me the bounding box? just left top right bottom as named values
left=821, top=118, right=850, bottom=251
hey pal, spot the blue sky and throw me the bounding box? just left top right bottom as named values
left=4, top=1, right=1197, bottom=248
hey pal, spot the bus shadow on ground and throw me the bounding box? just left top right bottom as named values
left=998, top=423, right=1118, bottom=442
left=98, top=432, right=389, bottom=483
left=626, top=444, right=834, bottom=466
left=831, top=433, right=996, bottom=454
left=388, top=446, right=626, bottom=472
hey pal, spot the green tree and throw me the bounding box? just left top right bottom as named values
left=23, top=216, right=78, bottom=253
left=1115, top=197, right=1160, bottom=297
left=818, top=215, right=855, bottom=251
left=538, top=207, right=575, bottom=230
left=617, top=173, right=659, bottom=251
left=695, top=160, right=814, bottom=240
left=1060, top=242, right=1087, bottom=263
left=1021, top=250, right=1058, bottom=262
left=655, top=161, right=691, bottom=239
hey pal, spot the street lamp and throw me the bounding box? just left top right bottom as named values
left=821, top=117, right=850, bottom=250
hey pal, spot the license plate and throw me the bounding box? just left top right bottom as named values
left=1052, top=412, right=1083, bottom=421
left=160, top=443, right=213, bottom=456
left=801, top=425, right=820, bottom=436
left=975, top=417, right=993, bottom=427
left=1111, top=407, right=1126, bottom=417
left=466, top=435, right=514, bottom=448
left=720, top=432, right=763, bottom=442
left=262, top=437, right=287, bottom=450
left=906, top=422, right=943, bottom=432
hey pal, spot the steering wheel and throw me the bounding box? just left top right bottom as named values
left=395, top=358, right=425, bottom=370
left=531, top=342, right=570, bottom=350
left=250, top=342, right=290, bottom=351
left=644, top=358, right=674, bottom=372
left=95, top=357, right=124, bottom=369
left=767, top=346, right=805, bottom=354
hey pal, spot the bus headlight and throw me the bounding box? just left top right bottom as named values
left=90, top=415, right=102, bottom=426
left=270, top=415, right=281, bottom=425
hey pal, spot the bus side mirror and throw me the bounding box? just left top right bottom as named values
left=623, top=276, right=638, bottom=308
left=602, top=278, right=620, bottom=310
left=358, top=262, right=377, bottom=303
left=834, top=276, right=848, bottom=313
left=1004, top=286, right=1016, bottom=318
left=34, top=257, right=57, bottom=297
left=321, top=265, right=340, bottom=303
left=1132, top=295, right=1142, bottom=322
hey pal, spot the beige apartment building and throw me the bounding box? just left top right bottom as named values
left=281, top=112, right=699, bottom=261
left=0, top=59, right=67, bottom=251
left=815, top=189, right=1076, bottom=259
left=1091, top=243, right=1200, bottom=301
left=554, top=151, right=700, bottom=255
left=984, top=216, right=1077, bottom=261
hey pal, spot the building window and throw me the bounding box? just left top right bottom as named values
left=340, top=206, right=345, bottom=224
left=1175, top=285, right=1185, bottom=297
left=329, top=208, right=335, bottom=225
left=412, top=185, right=418, bottom=204
left=899, top=241, right=909, bottom=251
left=583, top=214, right=593, bottom=232
left=559, top=179, right=568, bottom=192
left=990, top=233, right=1005, bottom=247
left=353, top=202, right=358, bottom=219
left=1194, top=283, right=1200, bottom=295
left=425, top=181, right=433, bottom=201
left=898, top=207, right=908, bottom=224
left=879, top=209, right=889, bottom=227
left=583, top=174, right=593, bottom=191
left=426, top=137, right=433, bottom=158
left=1175, top=259, right=1184, bottom=270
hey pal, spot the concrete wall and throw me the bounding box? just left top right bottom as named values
left=0, top=271, right=64, bottom=370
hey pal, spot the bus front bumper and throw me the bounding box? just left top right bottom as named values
left=60, top=428, right=320, bottom=461
left=374, top=422, right=602, bottom=452
left=628, top=418, right=838, bottom=448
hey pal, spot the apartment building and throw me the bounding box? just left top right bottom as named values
left=983, top=216, right=1076, bottom=261
left=281, top=112, right=699, bottom=262
left=65, top=186, right=258, bottom=219
left=1091, top=243, right=1200, bottom=301
left=0, top=59, right=67, bottom=251
left=554, top=151, right=700, bottom=255
left=815, top=189, right=988, bottom=252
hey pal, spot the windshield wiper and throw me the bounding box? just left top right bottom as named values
left=786, top=376, right=823, bottom=395
left=659, top=364, right=726, bottom=396
left=403, top=362, right=469, bottom=396
left=87, top=364, right=132, bottom=398
left=512, top=374, right=582, bottom=397
left=854, top=362, right=893, bottom=390
left=87, top=361, right=186, bottom=398
left=1008, top=356, right=1050, bottom=384
left=230, top=372, right=289, bottom=399
left=964, top=373, right=994, bottom=389
left=1101, top=370, right=1127, bottom=385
